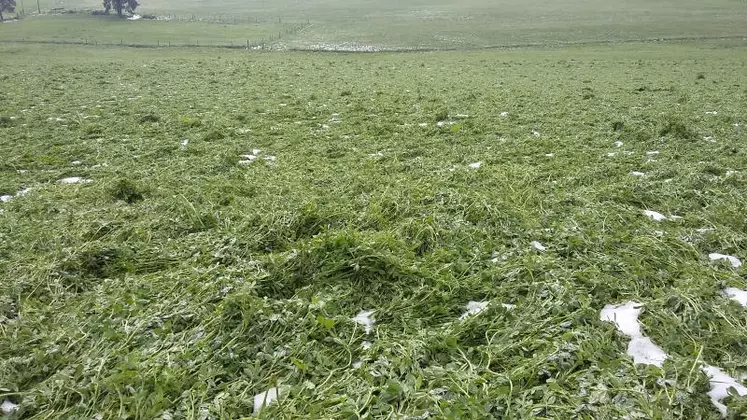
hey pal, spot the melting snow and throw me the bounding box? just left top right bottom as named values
left=703, top=365, right=747, bottom=417
left=352, top=361, right=363, bottom=369
left=460, top=301, right=489, bottom=320
left=353, top=310, right=375, bottom=334
left=1, top=400, right=18, bottom=414
left=253, top=388, right=280, bottom=414
left=709, top=253, right=742, bottom=269
left=468, top=162, right=482, bottom=169
left=615, top=141, right=624, bottom=147
left=500, top=112, right=509, bottom=117
left=545, top=153, right=554, bottom=157
left=704, top=136, right=716, bottom=143
left=362, top=341, right=372, bottom=350
left=705, top=111, right=718, bottom=115
left=531, top=241, right=546, bottom=251
left=531, top=130, right=541, bottom=137
left=724, top=288, right=747, bottom=307
left=418, top=123, right=428, bottom=127
left=0, top=195, right=11, bottom=203
left=630, top=171, right=645, bottom=177
left=600, top=302, right=668, bottom=367
left=643, top=210, right=667, bottom=221
left=57, top=177, right=92, bottom=184
left=127, top=14, right=142, bottom=20
left=646, top=151, right=660, bottom=155
left=181, top=139, right=189, bottom=146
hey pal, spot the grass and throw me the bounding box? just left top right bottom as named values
left=3, top=0, right=747, bottom=50
left=0, top=15, right=298, bottom=47
left=0, top=40, right=746, bottom=418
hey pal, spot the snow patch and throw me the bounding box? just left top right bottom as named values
left=531, top=241, right=546, bottom=252
left=500, top=112, right=509, bottom=117
left=615, top=141, right=624, bottom=148
left=545, top=153, right=554, bottom=157
left=703, top=365, right=747, bottom=417
left=606, top=152, right=617, bottom=157
left=1, top=400, right=19, bottom=414
left=646, top=151, right=660, bottom=155
left=353, top=310, right=375, bottom=334
left=253, top=388, right=280, bottom=414
left=630, top=171, right=645, bottom=177
left=127, top=14, right=142, bottom=20
left=57, top=177, right=91, bottom=184
left=724, top=288, right=747, bottom=307
left=709, top=253, right=742, bottom=269
left=705, top=111, right=718, bottom=115
left=181, top=139, right=189, bottom=146
left=531, top=130, right=541, bottom=137
left=361, top=341, right=372, bottom=350
left=468, top=162, right=482, bottom=169
left=460, top=301, right=489, bottom=320
left=600, top=302, right=668, bottom=367
left=643, top=210, right=667, bottom=221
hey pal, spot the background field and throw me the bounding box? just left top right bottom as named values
left=1, top=40, right=746, bottom=418
left=3, top=0, right=747, bottom=49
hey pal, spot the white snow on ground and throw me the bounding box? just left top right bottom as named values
left=531, top=130, right=541, bottom=137
left=361, top=341, right=372, bottom=350
left=724, top=288, right=747, bottom=307
left=500, top=112, right=509, bottom=117
left=704, top=136, right=716, bottom=143
left=646, top=151, right=660, bottom=155
left=368, top=152, right=384, bottom=158
left=460, top=301, right=489, bottom=320
left=615, top=141, right=624, bottom=147
left=418, top=123, right=428, bottom=127
left=181, top=139, right=189, bottom=146
left=353, top=310, right=375, bottom=334
left=545, top=153, right=554, bottom=157
left=468, top=162, right=482, bottom=169
left=703, top=365, right=747, bottom=417
left=1, top=400, right=19, bottom=414
left=57, top=177, right=92, bottom=184
left=600, top=302, right=668, bottom=367
left=531, top=241, right=546, bottom=252
left=709, top=253, right=742, bottom=269
left=127, top=14, right=142, bottom=20
left=0, top=195, right=11, bottom=203
left=705, top=111, right=718, bottom=115
left=643, top=210, right=667, bottom=221
left=631, top=171, right=645, bottom=177
left=253, top=388, right=280, bottom=414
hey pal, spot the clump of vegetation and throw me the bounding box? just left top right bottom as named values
left=109, top=178, right=145, bottom=203
left=139, top=114, right=160, bottom=123
left=0, top=116, right=13, bottom=127
left=611, top=121, right=625, bottom=131
left=659, top=115, right=697, bottom=140
left=203, top=130, right=225, bottom=141
left=178, top=115, right=202, bottom=127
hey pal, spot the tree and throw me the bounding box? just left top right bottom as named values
left=0, top=0, right=16, bottom=21
left=103, top=0, right=138, bottom=17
